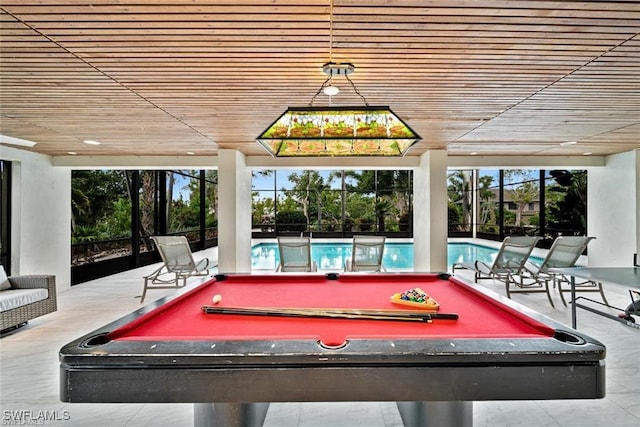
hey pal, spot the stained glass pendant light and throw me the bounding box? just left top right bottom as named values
left=257, top=63, right=421, bottom=157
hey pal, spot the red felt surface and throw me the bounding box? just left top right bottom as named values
left=109, top=273, right=555, bottom=347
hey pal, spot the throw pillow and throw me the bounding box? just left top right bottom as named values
left=0, top=265, right=11, bottom=290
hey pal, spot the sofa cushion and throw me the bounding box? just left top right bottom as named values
left=0, top=266, right=10, bottom=291
left=0, top=288, right=49, bottom=312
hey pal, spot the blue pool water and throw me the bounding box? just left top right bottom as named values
left=251, top=241, right=537, bottom=271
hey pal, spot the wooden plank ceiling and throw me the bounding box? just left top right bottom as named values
left=1, top=0, right=639, bottom=158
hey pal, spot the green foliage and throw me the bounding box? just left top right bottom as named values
left=343, top=215, right=355, bottom=232
left=374, top=198, right=393, bottom=232
left=357, top=217, right=374, bottom=232
left=72, top=170, right=128, bottom=228
left=96, top=198, right=132, bottom=238
left=546, top=170, right=587, bottom=234
left=169, top=197, right=200, bottom=232
left=448, top=170, right=472, bottom=229
left=478, top=174, right=497, bottom=229
left=72, top=170, right=129, bottom=242
left=251, top=169, right=413, bottom=234
left=275, top=210, right=307, bottom=232
left=503, top=209, right=517, bottom=225
left=448, top=201, right=463, bottom=231
left=503, top=169, right=537, bottom=185
left=505, top=180, right=539, bottom=226
left=286, top=170, right=330, bottom=227
left=399, top=210, right=411, bottom=232
left=72, top=169, right=218, bottom=244
left=346, top=193, right=375, bottom=230
left=71, top=225, right=106, bottom=244
left=277, top=196, right=302, bottom=212
left=252, top=193, right=275, bottom=224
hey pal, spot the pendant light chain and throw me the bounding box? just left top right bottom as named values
left=345, top=73, right=369, bottom=107
left=308, top=76, right=333, bottom=106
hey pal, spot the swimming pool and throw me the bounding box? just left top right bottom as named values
left=251, top=241, right=536, bottom=271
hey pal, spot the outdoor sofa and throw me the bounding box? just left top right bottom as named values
left=0, top=266, right=57, bottom=332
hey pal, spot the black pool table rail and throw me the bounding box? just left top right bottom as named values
left=60, top=273, right=606, bottom=408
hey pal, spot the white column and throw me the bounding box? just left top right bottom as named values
left=217, top=149, right=252, bottom=273
left=472, top=169, right=479, bottom=238
left=637, top=150, right=640, bottom=264
left=413, top=150, right=448, bottom=272
left=587, top=149, right=639, bottom=266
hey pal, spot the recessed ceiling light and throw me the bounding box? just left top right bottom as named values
left=583, top=152, right=592, bottom=156
left=68, top=151, right=77, bottom=155
left=470, top=152, right=478, bottom=155
left=186, top=151, right=195, bottom=155
left=83, top=139, right=101, bottom=145
left=560, top=141, right=577, bottom=146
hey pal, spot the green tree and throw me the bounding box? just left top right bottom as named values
left=478, top=174, right=497, bottom=230
left=448, top=201, right=463, bottom=232
left=275, top=210, right=307, bottom=232
left=502, top=170, right=538, bottom=228
left=342, top=192, right=372, bottom=231
left=350, top=170, right=410, bottom=232
left=546, top=170, right=587, bottom=234
left=448, top=170, right=472, bottom=231
left=71, top=170, right=128, bottom=242
left=204, top=170, right=218, bottom=230
left=97, top=198, right=132, bottom=238
left=506, top=181, right=539, bottom=226
left=286, top=171, right=329, bottom=229
left=374, top=198, right=393, bottom=233
left=139, top=171, right=155, bottom=240
left=252, top=194, right=275, bottom=227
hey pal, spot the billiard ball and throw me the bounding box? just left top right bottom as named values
left=212, top=294, right=222, bottom=304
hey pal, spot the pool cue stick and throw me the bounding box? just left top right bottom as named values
left=257, top=307, right=438, bottom=315
left=201, top=306, right=433, bottom=322
left=203, top=306, right=428, bottom=319
left=231, top=306, right=458, bottom=320
left=425, top=313, right=459, bottom=320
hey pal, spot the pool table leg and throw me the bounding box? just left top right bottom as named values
left=194, top=402, right=270, bottom=427
left=397, top=401, right=472, bottom=427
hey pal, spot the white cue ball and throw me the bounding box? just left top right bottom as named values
left=212, top=294, right=223, bottom=304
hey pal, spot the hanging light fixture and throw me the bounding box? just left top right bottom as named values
left=256, top=1, right=420, bottom=157
left=256, top=62, right=421, bottom=157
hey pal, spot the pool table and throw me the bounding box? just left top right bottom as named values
left=59, top=273, right=605, bottom=427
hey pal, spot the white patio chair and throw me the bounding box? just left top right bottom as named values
left=141, top=235, right=212, bottom=302
left=452, top=236, right=541, bottom=298
left=517, top=236, right=603, bottom=307
left=344, top=235, right=386, bottom=272
left=276, top=236, right=317, bottom=272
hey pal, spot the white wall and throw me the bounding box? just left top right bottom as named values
left=587, top=149, right=639, bottom=267
left=1, top=146, right=71, bottom=292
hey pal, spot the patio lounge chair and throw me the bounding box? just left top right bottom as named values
left=524, top=236, right=607, bottom=307
left=517, top=236, right=603, bottom=307
left=452, top=236, right=541, bottom=297
left=344, top=235, right=386, bottom=272
left=141, top=235, right=212, bottom=302
left=276, top=236, right=317, bottom=272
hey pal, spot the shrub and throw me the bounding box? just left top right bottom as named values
left=275, top=210, right=307, bottom=232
